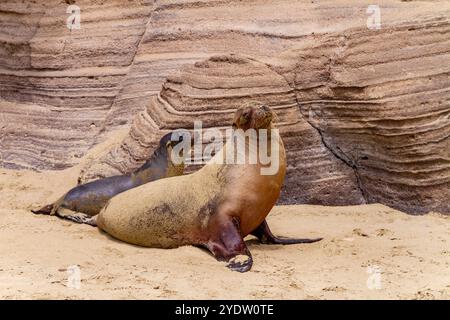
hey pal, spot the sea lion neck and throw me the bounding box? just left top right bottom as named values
left=131, top=146, right=170, bottom=186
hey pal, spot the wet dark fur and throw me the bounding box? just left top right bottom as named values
left=32, top=132, right=185, bottom=216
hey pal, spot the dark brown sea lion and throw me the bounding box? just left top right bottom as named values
left=31, top=132, right=188, bottom=224
left=90, top=104, right=322, bottom=272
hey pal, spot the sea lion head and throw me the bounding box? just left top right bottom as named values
left=133, top=132, right=189, bottom=180
left=158, top=132, right=188, bottom=176
left=232, top=103, right=274, bottom=131
left=159, top=131, right=185, bottom=148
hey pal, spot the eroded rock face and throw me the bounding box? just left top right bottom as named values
left=286, top=21, right=450, bottom=214
left=79, top=20, right=450, bottom=214
left=79, top=55, right=365, bottom=205
left=0, top=0, right=449, bottom=213
left=0, top=0, right=155, bottom=169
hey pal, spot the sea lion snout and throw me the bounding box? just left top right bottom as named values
left=159, top=132, right=185, bottom=148
left=253, top=104, right=273, bottom=129
left=260, top=104, right=270, bottom=112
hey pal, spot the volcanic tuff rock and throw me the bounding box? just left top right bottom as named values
left=0, top=0, right=155, bottom=169
left=80, top=54, right=365, bottom=205
left=0, top=0, right=449, bottom=213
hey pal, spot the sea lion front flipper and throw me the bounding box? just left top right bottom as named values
left=205, top=217, right=253, bottom=273
left=251, top=219, right=322, bottom=245
left=56, top=208, right=97, bottom=226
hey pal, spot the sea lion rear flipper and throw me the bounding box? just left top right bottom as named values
left=205, top=217, right=253, bottom=273
left=32, top=194, right=67, bottom=216
left=31, top=204, right=54, bottom=215
left=56, top=208, right=97, bottom=227
left=251, top=219, right=322, bottom=245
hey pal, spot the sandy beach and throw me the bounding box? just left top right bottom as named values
left=0, top=163, right=448, bottom=299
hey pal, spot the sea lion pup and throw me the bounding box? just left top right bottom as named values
left=93, top=104, right=322, bottom=272
left=31, top=132, right=188, bottom=224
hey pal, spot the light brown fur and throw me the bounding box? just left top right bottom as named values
left=97, top=130, right=285, bottom=248
left=95, top=104, right=320, bottom=272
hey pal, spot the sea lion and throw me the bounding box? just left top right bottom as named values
left=31, top=132, right=188, bottom=224
left=90, top=104, right=322, bottom=272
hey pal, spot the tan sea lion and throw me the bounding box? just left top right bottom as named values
left=90, top=104, right=322, bottom=272
left=31, top=132, right=188, bottom=224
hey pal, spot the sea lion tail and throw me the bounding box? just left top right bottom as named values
left=31, top=203, right=54, bottom=215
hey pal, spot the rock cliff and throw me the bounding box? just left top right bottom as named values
left=0, top=0, right=448, bottom=213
